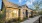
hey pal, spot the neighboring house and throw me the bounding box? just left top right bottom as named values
left=28, top=8, right=33, bottom=18
left=33, top=11, right=38, bottom=16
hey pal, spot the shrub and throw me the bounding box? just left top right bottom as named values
left=0, top=14, right=3, bottom=19
left=39, top=11, right=42, bottom=15
left=0, top=14, right=4, bottom=23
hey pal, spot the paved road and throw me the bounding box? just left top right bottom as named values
left=21, top=16, right=40, bottom=23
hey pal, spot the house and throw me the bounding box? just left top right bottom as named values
left=1, top=0, right=19, bottom=22
left=1, top=0, right=34, bottom=22
left=1, top=0, right=29, bottom=21
left=33, top=11, right=38, bottom=16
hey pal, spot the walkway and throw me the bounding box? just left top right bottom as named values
left=21, top=15, right=40, bottom=23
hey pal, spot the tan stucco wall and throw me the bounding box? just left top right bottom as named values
left=20, top=6, right=28, bottom=20
left=3, top=0, right=34, bottom=21
left=6, top=8, right=19, bottom=20
left=20, top=9, right=24, bottom=20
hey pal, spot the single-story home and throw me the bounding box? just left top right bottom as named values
left=1, top=0, right=35, bottom=22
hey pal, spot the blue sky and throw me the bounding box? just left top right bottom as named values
left=0, top=0, right=2, bottom=9
left=0, top=0, right=42, bottom=9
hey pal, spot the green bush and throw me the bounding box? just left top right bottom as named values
left=0, top=14, right=5, bottom=23
left=0, top=14, right=3, bottom=19
left=39, top=11, right=42, bottom=15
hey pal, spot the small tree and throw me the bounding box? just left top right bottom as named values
left=33, top=0, right=42, bottom=15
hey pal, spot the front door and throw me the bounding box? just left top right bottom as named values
left=26, top=10, right=28, bottom=18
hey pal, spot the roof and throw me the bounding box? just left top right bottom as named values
left=1, top=1, right=19, bottom=11
left=21, top=4, right=34, bottom=11
left=21, top=4, right=28, bottom=8
left=4, top=1, right=19, bottom=7
left=28, top=8, right=34, bottom=11
left=1, top=0, right=33, bottom=11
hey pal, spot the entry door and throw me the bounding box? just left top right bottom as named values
left=26, top=10, right=28, bottom=18
left=18, top=9, right=21, bottom=20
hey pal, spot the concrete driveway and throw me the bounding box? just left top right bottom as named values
left=21, top=15, right=40, bottom=23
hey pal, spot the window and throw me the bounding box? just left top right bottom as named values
left=12, top=10, right=17, bottom=17
left=26, top=10, right=28, bottom=15
left=28, top=12, right=31, bottom=14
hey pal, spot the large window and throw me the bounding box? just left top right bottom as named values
left=12, top=10, right=17, bottom=16
left=12, top=9, right=18, bottom=17
left=6, top=9, right=18, bottom=19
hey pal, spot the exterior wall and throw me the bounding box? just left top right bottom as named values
left=2, top=0, right=35, bottom=22
left=3, top=0, right=34, bottom=21
left=20, top=9, right=24, bottom=20
left=19, top=8, right=25, bottom=20
left=20, top=6, right=29, bottom=20
left=3, top=0, right=19, bottom=21
left=23, top=9, right=26, bottom=18
left=6, top=8, right=19, bottom=21
left=22, top=6, right=29, bottom=18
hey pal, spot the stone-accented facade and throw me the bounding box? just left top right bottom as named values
left=1, top=0, right=28, bottom=21
left=1, top=0, right=34, bottom=22
left=19, top=5, right=28, bottom=20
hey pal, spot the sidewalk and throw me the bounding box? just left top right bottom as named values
left=21, top=16, right=40, bottom=23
